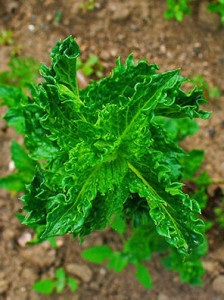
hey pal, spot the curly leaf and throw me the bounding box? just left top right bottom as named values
left=19, top=36, right=209, bottom=255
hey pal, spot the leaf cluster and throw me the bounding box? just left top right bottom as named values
left=191, top=74, right=221, bottom=101
left=0, top=56, right=38, bottom=191
left=17, top=36, right=210, bottom=256
left=82, top=214, right=207, bottom=287
left=165, top=0, right=224, bottom=24
left=165, top=0, right=191, bottom=21
left=33, top=268, right=77, bottom=295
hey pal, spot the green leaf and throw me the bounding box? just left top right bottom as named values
left=55, top=267, right=66, bottom=280
left=11, top=141, right=35, bottom=172
left=32, top=279, right=55, bottom=295
left=82, top=245, right=113, bottom=263
left=162, top=238, right=207, bottom=285
left=0, top=85, right=24, bottom=107
left=153, top=117, right=199, bottom=142
left=164, top=0, right=191, bottom=21
left=55, top=268, right=66, bottom=293
left=48, top=237, right=58, bottom=248
left=127, top=162, right=205, bottom=254
left=0, top=141, right=35, bottom=192
left=67, top=277, right=78, bottom=292
left=110, top=214, right=126, bottom=233
left=123, top=225, right=155, bottom=262
left=135, top=263, right=152, bottom=289
left=7, top=56, right=39, bottom=87
left=4, top=108, right=25, bottom=133
left=181, top=149, right=205, bottom=179
left=0, top=173, right=25, bottom=191
left=107, top=252, right=128, bottom=273
left=0, top=56, right=38, bottom=134
left=48, top=35, right=80, bottom=96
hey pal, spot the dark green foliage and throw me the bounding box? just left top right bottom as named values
left=0, top=36, right=211, bottom=288
left=17, top=37, right=211, bottom=257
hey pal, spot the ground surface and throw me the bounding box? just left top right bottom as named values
left=0, top=0, right=224, bottom=299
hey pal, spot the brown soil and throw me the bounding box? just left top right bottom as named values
left=0, top=0, right=224, bottom=299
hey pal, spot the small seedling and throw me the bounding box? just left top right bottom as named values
left=55, top=10, right=62, bottom=23
left=0, top=30, right=14, bottom=45
left=191, top=74, right=221, bottom=100
left=164, top=0, right=191, bottom=21
left=33, top=268, right=78, bottom=295
left=165, top=0, right=224, bottom=24
left=79, top=0, right=96, bottom=12
left=77, top=54, right=103, bottom=78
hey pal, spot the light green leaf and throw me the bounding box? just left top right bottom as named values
left=67, top=277, right=78, bottom=292
left=0, top=173, right=25, bottom=191
left=0, top=141, right=35, bottom=192
left=55, top=268, right=66, bottom=280
left=135, top=263, right=152, bottom=289
left=11, top=141, right=35, bottom=172
left=32, top=279, right=55, bottom=295
left=82, top=245, right=113, bottom=263
left=4, top=108, right=25, bottom=133
left=110, top=214, right=126, bottom=233
left=107, top=252, right=128, bottom=273
left=55, top=268, right=66, bottom=293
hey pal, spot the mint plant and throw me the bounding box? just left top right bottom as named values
left=82, top=127, right=211, bottom=287
left=1, top=36, right=211, bottom=287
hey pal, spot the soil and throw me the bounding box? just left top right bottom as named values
left=0, top=0, right=224, bottom=299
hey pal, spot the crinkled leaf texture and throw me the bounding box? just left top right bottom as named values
left=20, top=36, right=210, bottom=255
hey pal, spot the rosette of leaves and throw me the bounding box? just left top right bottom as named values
left=19, top=36, right=210, bottom=257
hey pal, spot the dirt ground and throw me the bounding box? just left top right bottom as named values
left=0, top=0, right=224, bottom=299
